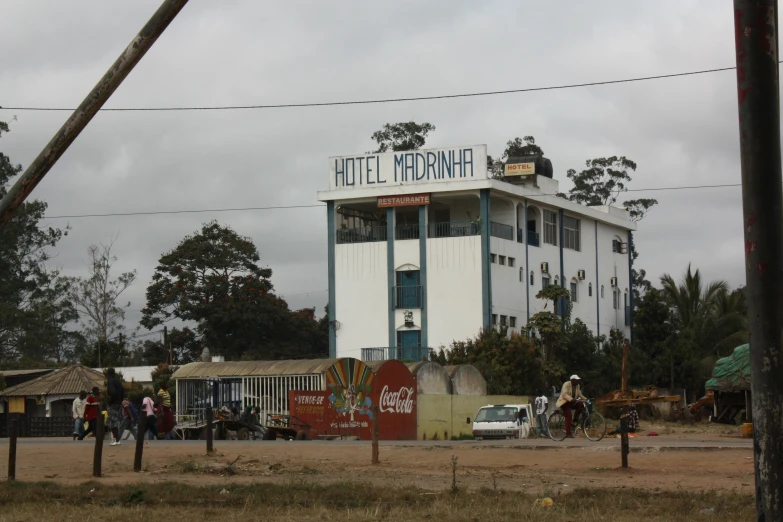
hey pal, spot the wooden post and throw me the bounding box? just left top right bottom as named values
left=206, top=406, right=214, bottom=453
left=133, top=411, right=147, bottom=472
left=93, top=412, right=104, bottom=478
left=371, top=404, right=379, bottom=464
left=8, top=419, right=18, bottom=481
left=620, top=416, right=629, bottom=469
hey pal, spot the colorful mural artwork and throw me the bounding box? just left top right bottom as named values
left=326, top=359, right=374, bottom=427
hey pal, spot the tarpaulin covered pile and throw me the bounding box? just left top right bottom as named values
left=705, top=344, right=750, bottom=392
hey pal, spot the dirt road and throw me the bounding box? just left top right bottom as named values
left=0, top=436, right=753, bottom=495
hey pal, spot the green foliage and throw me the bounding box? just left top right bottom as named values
left=565, top=156, right=638, bottom=206
left=151, top=363, right=176, bottom=392
left=141, top=327, right=201, bottom=365
left=370, top=122, right=435, bottom=153
left=433, top=327, right=544, bottom=395
left=0, top=120, right=78, bottom=363
left=79, top=339, right=132, bottom=368
left=142, top=221, right=327, bottom=360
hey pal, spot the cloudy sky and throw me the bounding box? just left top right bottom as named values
left=0, top=1, right=759, bottom=339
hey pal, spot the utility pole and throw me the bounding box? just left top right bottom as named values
left=0, top=0, right=189, bottom=231
left=732, top=2, right=783, bottom=520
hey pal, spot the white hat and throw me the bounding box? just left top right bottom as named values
left=570, top=374, right=581, bottom=380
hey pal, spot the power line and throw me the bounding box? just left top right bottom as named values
left=0, top=63, right=768, bottom=113
left=40, top=182, right=747, bottom=220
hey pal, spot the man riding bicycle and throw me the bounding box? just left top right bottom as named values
left=556, top=374, right=587, bottom=438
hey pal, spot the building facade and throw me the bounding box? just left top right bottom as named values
left=317, top=145, right=635, bottom=361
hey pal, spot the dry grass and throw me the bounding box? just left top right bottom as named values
left=0, top=479, right=755, bottom=521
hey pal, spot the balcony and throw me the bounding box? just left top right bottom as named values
left=490, top=221, right=513, bottom=241
left=336, top=225, right=387, bottom=244
left=527, top=231, right=540, bottom=247
left=395, top=223, right=420, bottom=240
left=428, top=221, right=479, bottom=238
left=394, top=285, right=422, bottom=309
left=361, top=346, right=433, bottom=362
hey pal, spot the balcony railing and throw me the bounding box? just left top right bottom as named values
left=527, top=230, right=540, bottom=247
left=428, top=221, right=479, bottom=238
left=361, top=346, right=433, bottom=362
left=336, top=225, right=387, bottom=244
left=395, top=223, right=421, bottom=240
left=394, top=285, right=422, bottom=309
left=490, top=221, right=513, bottom=240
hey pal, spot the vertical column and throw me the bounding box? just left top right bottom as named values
left=559, top=209, right=565, bottom=323
left=327, top=201, right=337, bottom=358
left=480, top=190, right=491, bottom=330
left=387, top=208, right=396, bottom=353
left=418, top=205, right=428, bottom=351
left=524, top=201, right=530, bottom=326
left=595, top=220, right=600, bottom=340
left=627, top=230, right=634, bottom=344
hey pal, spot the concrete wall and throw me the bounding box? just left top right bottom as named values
left=335, top=242, right=389, bottom=359
left=417, top=394, right=530, bottom=440
left=445, top=365, right=487, bottom=395
left=426, top=235, right=483, bottom=349
left=409, top=362, right=452, bottom=395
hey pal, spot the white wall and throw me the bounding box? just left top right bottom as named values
left=489, top=236, right=527, bottom=334
left=426, top=235, right=483, bottom=349
left=394, top=239, right=420, bottom=269
left=596, top=222, right=632, bottom=340
left=335, top=242, right=389, bottom=359
left=562, top=211, right=597, bottom=332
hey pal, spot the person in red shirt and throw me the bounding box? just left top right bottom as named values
left=79, top=387, right=101, bottom=440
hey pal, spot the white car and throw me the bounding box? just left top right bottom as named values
left=471, top=404, right=534, bottom=440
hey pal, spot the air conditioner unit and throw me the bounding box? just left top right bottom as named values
left=577, top=269, right=586, bottom=280
left=541, top=262, right=549, bottom=273
left=610, top=277, right=618, bottom=287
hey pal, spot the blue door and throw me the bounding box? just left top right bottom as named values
left=398, top=330, right=421, bottom=360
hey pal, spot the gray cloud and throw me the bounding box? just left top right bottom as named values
left=0, top=0, right=767, bottom=336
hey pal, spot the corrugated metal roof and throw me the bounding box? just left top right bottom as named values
left=172, top=359, right=338, bottom=379
left=1, top=365, right=105, bottom=397
left=0, top=369, right=54, bottom=377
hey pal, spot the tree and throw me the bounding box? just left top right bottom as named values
left=370, top=122, right=435, bottom=153
left=488, top=136, right=544, bottom=178
left=433, top=327, right=544, bottom=395
left=564, top=156, right=638, bottom=206
left=0, top=120, right=75, bottom=362
left=142, top=221, right=328, bottom=360
left=68, top=241, right=137, bottom=346
left=141, top=327, right=201, bottom=366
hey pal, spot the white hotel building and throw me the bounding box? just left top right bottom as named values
left=317, top=145, right=635, bottom=361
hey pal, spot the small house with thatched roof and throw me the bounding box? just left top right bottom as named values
left=0, top=364, right=105, bottom=418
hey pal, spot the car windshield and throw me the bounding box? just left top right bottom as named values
left=474, top=407, right=518, bottom=423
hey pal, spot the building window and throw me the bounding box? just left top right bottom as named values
left=490, top=254, right=497, bottom=264
left=530, top=271, right=535, bottom=286
left=492, top=314, right=498, bottom=325
left=589, top=283, right=593, bottom=297
left=519, top=267, right=524, bottom=282
left=543, top=210, right=558, bottom=246
left=508, top=257, right=515, bottom=267
left=510, top=316, right=517, bottom=328
left=499, top=255, right=506, bottom=266
left=554, top=275, right=559, bottom=287
left=563, top=216, right=581, bottom=251
left=542, top=275, right=550, bottom=289
left=395, top=270, right=421, bottom=309
left=601, top=285, right=605, bottom=298
left=500, top=315, right=508, bottom=326
left=612, top=239, right=620, bottom=253
left=613, top=288, right=620, bottom=310
left=570, top=281, right=578, bottom=303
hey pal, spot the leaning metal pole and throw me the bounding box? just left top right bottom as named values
left=733, top=1, right=783, bottom=519
left=0, top=0, right=189, bottom=230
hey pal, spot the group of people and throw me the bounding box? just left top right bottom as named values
left=71, top=369, right=177, bottom=443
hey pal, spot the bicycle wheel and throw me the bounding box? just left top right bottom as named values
left=547, top=411, right=567, bottom=441
left=582, top=411, right=607, bottom=441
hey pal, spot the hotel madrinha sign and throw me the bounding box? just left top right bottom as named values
left=329, top=145, right=488, bottom=190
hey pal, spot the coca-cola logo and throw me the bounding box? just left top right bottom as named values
left=379, top=385, right=415, bottom=414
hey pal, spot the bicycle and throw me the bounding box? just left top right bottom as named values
left=547, top=399, right=606, bottom=442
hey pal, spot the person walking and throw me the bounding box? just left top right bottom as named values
left=534, top=389, right=550, bottom=438
left=142, top=390, right=159, bottom=440
left=72, top=390, right=87, bottom=440
left=156, top=382, right=176, bottom=439
left=106, top=368, right=125, bottom=446
left=118, top=398, right=139, bottom=441
left=79, top=387, right=100, bottom=440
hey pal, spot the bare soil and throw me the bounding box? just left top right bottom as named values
left=0, top=436, right=754, bottom=496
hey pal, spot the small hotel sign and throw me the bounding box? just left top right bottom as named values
left=504, top=162, right=535, bottom=176
left=377, top=194, right=431, bottom=208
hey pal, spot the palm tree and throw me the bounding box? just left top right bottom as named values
left=660, top=265, right=748, bottom=383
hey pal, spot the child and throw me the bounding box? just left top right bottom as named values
left=534, top=389, right=549, bottom=438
